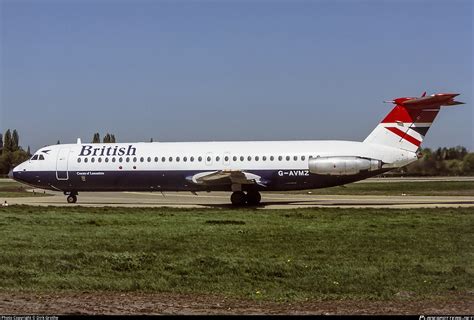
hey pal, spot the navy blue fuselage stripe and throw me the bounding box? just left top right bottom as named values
left=13, top=169, right=390, bottom=192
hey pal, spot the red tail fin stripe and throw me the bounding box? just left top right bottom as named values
left=385, top=127, right=421, bottom=147
left=382, top=105, right=440, bottom=123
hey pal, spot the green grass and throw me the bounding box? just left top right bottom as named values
left=0, top=206, right=472, bottom=301
left=0, top=180, right=50, bottom=198
left=287, top=181, right=474, bottom=196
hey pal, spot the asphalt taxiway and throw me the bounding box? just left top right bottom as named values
left=3, top=189, right=473, bottom=209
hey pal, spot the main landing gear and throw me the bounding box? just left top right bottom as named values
left=65, top=191, right=78, bottom=204
left=230, top=190, right=261, bottom=206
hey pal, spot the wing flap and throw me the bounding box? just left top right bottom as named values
left=187, top=170, right=266, bottom=186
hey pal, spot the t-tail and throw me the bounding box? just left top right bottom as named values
left=363, top=92, right=464, bottom=153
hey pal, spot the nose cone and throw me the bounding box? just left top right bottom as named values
left=10, top=163, right=28, bottom=183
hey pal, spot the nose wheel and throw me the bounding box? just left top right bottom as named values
left=65, top=192, right=78, bottom=204
left=230, top=191, right=261, bottom=206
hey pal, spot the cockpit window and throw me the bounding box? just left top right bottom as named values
left=39, top=155, right=45, bottom=160
left=31, top=155, right=39, bottom=160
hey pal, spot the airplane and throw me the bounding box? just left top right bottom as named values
left=10, top=92, right=463, bottom=206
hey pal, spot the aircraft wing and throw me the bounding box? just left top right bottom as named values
left=187, top=170, right=267, bottom=187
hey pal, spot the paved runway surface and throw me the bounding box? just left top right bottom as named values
left=354, top=176, right=474, bottom=183
left=4, top=189, right=474, bottom=209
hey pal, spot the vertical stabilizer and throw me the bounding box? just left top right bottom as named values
left=364, top=93, right=463, bottom=153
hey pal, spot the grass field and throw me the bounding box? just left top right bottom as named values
left=290, top=181, right=474, bottom=196
left=0, top=205, right=472, bottom=302
left=0, top=180, right=50, bottom=198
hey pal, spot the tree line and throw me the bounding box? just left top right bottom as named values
left=1, top=129, right=473, bottom=176
left=390, top=146, right=474, bottom=176
left=91, top=132, right=116, bottom=143
left=0, top=129, right=31, bottom=174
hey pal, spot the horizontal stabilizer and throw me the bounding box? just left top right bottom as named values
left=387, top=93, right=464, bottom=109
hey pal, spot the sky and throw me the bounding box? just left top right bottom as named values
left=0, top=0, right=472, bottom=152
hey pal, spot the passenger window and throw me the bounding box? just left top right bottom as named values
left=169, top=157, right=173, bottom=162
left=154, top=157, right=158, bottom=162
left=183, top=157, right=187, bottom=162
left=301, top=156, right=305, bottom=161
left=247, top=156, right=252, bottom=161
left=190, top=156, right=194, bottom=162
left=278, top=156, right=282, bottom=161
left=198, top=156, right=202, bottom=162
left=233, top=156, right=237, bottom=161
left=85, top=158, right=88, bottom=163
left=91, top=158, right=95, bottom=163
left=133, top=157, right=137, bottom=162
left=105, top=158, right=109, bottom=163
left=119, top=157, right=123, bottom=163
left=147, top=157, right=151, bottom=162
left=240, top=156, right=244, bottom=161
left=263, top=156, right=267, bottom=161
left=293, top=156, right=297, bottom=161
left=216, top=156, right=220, bottom=162
left=270, top=156, right=274, bottom=161
left=77, top=158, right=81, bottom=163
left=206, top=156, right=211, bottom=162
left=98, top=158, right=102, bottom=163
left=176, top=157, right=180, bottom=162
left=31, top=155, right=38, bottom=160
left=112, top=157, right=116, bottom=163
left=224, top=156, right=229, bottom=162
left=126, top=157, right=130, bottom=162
left=286, top=156, right=290, bottom=161
left=162, top=157, right=166, bottom=162
left=140, top=157, right=144, bottom=162
left=255, top=156, right=259, bottom=161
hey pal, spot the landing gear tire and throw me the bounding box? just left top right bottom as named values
left=67, top=195, right=77, bottom=204
left=231, top=191, right=247, bottom=206
left=246, top=191, right=261, bottom=206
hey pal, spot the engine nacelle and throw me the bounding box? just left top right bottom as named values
left=308, top=156, right=382, bottom=176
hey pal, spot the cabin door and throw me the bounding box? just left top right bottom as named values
left=56, top=148, right=70, bottom=180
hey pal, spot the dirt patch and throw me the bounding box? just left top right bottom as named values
left=0, top=292, right=472, bottom=315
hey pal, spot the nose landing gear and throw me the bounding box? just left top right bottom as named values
left=65, top=191, right=78, bottom=204
left=230, top=190, right=261, bottom=206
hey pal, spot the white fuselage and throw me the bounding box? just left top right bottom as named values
left=12, top=139, right=416, bottom=194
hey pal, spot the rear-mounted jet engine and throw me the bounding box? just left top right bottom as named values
left=308, top=156, right=382, bottom=176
